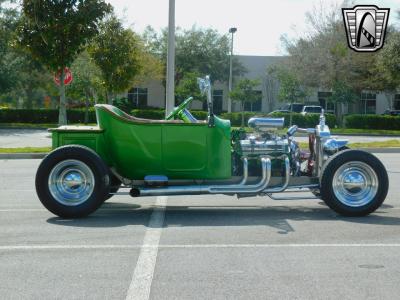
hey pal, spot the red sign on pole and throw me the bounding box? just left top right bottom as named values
left=54, top=67, right=73, bottom=86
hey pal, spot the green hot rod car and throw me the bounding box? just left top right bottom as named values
left=35, top=76, right=389, bottom=218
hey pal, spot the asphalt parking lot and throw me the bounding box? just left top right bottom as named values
left=1, top=154, right=400, bottom=299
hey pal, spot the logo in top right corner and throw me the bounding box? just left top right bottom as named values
left=342, top=5, right=390, bottom=52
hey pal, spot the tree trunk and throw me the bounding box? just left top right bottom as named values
left=84, top=90, right=89, bottom=125
left=107, top=91, right=113, bottom=105
left=18, top=96, right=24, bottom=109
left=335, top=102, right=342, bottom=127
left=25, top=86, right=33, bottom=109
left=241, top=102, right=245, bottom=127
left=92, top=89, right=98, bottom=105
left=58, top=69, right=67, bottom=125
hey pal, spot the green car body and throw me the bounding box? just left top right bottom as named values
left=50, top=104, right=232, bottom=180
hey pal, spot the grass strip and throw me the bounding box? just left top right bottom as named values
left=0, top=147, right=51, bottom=153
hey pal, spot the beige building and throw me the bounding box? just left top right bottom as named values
left=126, top=55, right=400, bottom=115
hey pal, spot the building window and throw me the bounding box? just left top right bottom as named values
left=361, top=92, right=376, bottom=114
left=213, top=90, right=223, bottom=114
left=318, top=91, right=334, bottom=113
left=394, top=94, right=400, bottom=110
left=244, top=91, right=262, bottom=112
left=202, top=90, right=224, bottom=113
left=128, top=88, right=148, bottom=108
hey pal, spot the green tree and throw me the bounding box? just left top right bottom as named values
left=229, top=78, right=260, bottom=127
left=142, top=26, right=246, bottom=86
left=1, top=1, right=53, bottom=108
left=88, top=15, right=142, bottom=104
left=328, top=80, right=357, bottom=121
left=175, top=72, right=206, bottom=106
left=272, top=66, right=308, bottom=125
left=18, top=0, right=111, bottom=125
left=13, top=52, right=52, bottom=109
left=278, top=3, right=400, bottom=122
left=376, top=31, right=400, bottom=109
left=68, top=51, right=104, bottom=123
left=0, top=0, right=20, bottom=94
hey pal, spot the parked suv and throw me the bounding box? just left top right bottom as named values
left=282, top=103, right=304, bottom=113
left=383, top=109, right=400, bottom=116
left=301, top=105, right=322, bottom=115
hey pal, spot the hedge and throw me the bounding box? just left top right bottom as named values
left=0, top=108, right=96, bottom=124
left=221, top=112, right=337, bottom=128
left=344, top=114, right=400, bottom=130
left=0, top=108, right=337, bottom=128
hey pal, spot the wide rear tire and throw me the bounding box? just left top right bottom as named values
left=320, top=150, right=389, bottom=217
left=35, top=145, right=110, bottom=218
left=104, top=174, right=121, bottom=201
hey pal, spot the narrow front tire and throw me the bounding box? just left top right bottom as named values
left=320, top=150, right=389, bottom=216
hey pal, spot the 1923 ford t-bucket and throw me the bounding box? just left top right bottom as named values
left=35, top=76, right=389, bottom=218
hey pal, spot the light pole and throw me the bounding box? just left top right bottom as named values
left=165, top=0, right=175, bottom=118
left=228, top=27, right=237, bottom=113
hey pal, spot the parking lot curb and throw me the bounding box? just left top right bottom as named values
left=360, top=148, right=400, bottom=153
left=1, top=148, right=400, bottom=159
left=0, top=153, right=47, bottom=159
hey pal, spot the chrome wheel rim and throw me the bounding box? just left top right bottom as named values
left=48, top=159, right=95, bottom=206
left=332, top=161, right=378, bottom=207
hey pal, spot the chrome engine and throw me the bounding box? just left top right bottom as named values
left=235, top=113, right=349, bottom=178
left=240, top=117, right=289, bottom=156
left=237, top=117, right=307, bottom=177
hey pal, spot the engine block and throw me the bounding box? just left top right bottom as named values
left=239, top=138, right=289, bottom=157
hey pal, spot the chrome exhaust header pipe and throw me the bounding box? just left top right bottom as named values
left=138, top=157, right=271, bottom=197
left=209, top=157, right=270, bottom=194
left=262, top=156, right=290, bottom=193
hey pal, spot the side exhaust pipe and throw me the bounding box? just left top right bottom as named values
left=137, top=157, right=272, bottom=197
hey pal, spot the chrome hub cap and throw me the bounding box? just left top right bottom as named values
left=332, top=162, right=378, bottom=207
left=48, top=160, right=95, bottom=206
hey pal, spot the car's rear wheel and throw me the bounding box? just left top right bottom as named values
left=35, top=145, right=110, bottom=218
left=104, top=174, right=121, bottom=201
left=320, top=150, right=389, bottom=216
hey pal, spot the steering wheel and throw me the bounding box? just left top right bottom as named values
left=165, top=96, right=194, bottom=121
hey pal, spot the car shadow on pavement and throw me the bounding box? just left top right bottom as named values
left=46, top=202, right=400, bottom=234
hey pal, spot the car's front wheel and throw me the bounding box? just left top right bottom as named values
left=320, top=150, right=389, bottom=216
left=35, top=145, right=110, bottom=218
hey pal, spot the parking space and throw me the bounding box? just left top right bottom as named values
left=1, top=155, right=400, bottom=299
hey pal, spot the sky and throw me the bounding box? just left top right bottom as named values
left=108, top=0, right=400, bottom=56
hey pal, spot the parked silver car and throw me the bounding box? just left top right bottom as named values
left=301, top=105, right=322, bottom=115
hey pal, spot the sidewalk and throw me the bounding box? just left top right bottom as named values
left=0, top=129, right=51, bottom=148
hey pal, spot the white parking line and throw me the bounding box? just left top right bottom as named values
left=125, top=196, right=167, bottom=300
left=1, top=207, right=399, bottom=213
left=2, top=243, right=400, bottom=251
